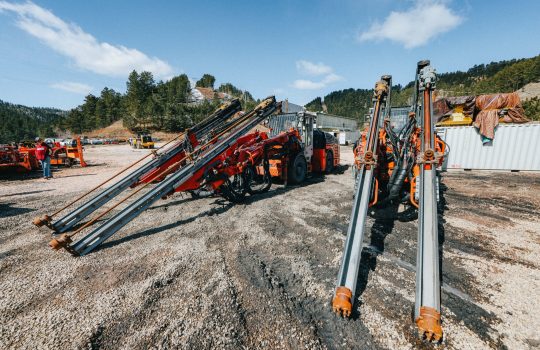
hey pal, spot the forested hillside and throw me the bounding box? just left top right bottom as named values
left=306, top=54, right=540, bottom=121
left=0, top=100, right=65, bottom=143
left=0, top=72, right=257, bottom=143
left=65, top=71, right=257, bottom=134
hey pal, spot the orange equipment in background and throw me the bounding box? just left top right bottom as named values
left=0, top=145, right=39, bottom=172
left=50, top=137, right=87, bottom=167
left=19, top=137, right=87, bottom=168
left=264, top=111, right=340, bottom=183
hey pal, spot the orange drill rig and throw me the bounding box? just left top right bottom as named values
left=34, top=98, right=340, bottom=256
left=333, top=60, right=447, bottom=341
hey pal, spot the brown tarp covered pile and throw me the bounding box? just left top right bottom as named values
left=474, top=93, right=529, bottom=139
left=434, top=95, right=476, bottom=122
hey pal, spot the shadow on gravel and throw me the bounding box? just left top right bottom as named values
left=96, top=174, right=335, bottom=251
left=147, top=197, right=193, bottom=210
left=0, top=171, right=43, bottom=181
left=0, top=249, right=16, bottom=261
left=0, top=203, right=37, bottom=218
left=351, top=205, right=398, bottom=320
left=2, top=189, right=53, bottom=197
left=97, top=202, right=236, bottom=251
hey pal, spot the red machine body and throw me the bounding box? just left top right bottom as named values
left=0, top=145, right=39, bottom=172
left=135, top=112, right=340, bottom=201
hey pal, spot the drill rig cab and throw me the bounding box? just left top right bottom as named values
left=266, top=111, right=340, bottom=183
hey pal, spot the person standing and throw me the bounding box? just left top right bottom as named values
left=35, top=137, right=52, bottom=179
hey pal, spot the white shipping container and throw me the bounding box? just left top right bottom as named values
left=436, top=124, right=540, bottom=171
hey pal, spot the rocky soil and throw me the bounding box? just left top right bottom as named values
left=1, top=144, right=539, bottom=349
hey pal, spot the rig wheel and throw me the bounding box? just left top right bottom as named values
left=288, top=153, right=307, bottom=184
left=325, top=150, right=334, bottom=174
left=221, top=174, right=246, bottom=203
left=244, top=165, right=271, bottom=195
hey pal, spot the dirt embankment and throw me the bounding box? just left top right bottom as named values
left=82, top=120, right=178, bottom=140
left=1, top=145, right=539, bottom=349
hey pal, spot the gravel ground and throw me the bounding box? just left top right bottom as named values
left=1, top=144, right=539, bottom=350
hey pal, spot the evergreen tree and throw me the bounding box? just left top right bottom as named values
left=195, top=74, right=216, bottom=89
left=305, top=97, right=323, bottom=112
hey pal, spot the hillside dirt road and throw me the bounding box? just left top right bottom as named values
left=1, top=144, right=539, bottom=349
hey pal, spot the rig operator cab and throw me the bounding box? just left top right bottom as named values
left=266, top=111, right=340, bottom=183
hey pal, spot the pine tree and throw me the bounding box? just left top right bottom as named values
left=195, top=74, right=216, bottom=89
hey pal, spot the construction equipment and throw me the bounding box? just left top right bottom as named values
left=50, top=137, right=87, bottom=167
left=35, top=96, right=342, bottom=256
left=131, top=133, right=155, bottom=149
left=35, top=98, right=281, bottom=255
left=14, top=137, right=87, bottom=170
left=267, top=111, right=340, bottom=179
left=332, top=74, right=392, bottom=318
left=413, top=60, right=444, bottom=342
left=33, top=99, right=243, bottom=234
left=171, top=111, right=341, bottom=202
left=332, top=61, right=446, bottom=341
left=0, top=144, right=39, bottom=172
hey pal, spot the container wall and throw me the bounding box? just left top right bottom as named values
left=436, top=124, right=540, bottom=171
left=316, top=113, right=358, bottom=131
left=344, top=131, right=361, bottom=145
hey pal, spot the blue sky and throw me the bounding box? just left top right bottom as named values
left=0, top=0, right=539, bottom=110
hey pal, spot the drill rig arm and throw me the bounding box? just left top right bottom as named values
left=35, top=99, right=242, bottom=234
left=332, top=75, right=392, bottom=317
left=50, top=97, right=280, bottom=256
left=413, top=61, right=443, bottom=341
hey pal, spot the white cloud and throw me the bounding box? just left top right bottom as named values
left=292, top=79, right=325, bottom=90
left=0, top=1, right=173, bottom=77
left=292, top=61, right=344, bottom=90
left=296, top=60, right=333, bottom=76
left=51, top=81, right=93, bottom=94
left=358, top=0, right=463, bottom=49
left=322, top=73, right=343, bottom=84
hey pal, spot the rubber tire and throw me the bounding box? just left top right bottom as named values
left=325, top=150, right=334, bottom=174
left=244, top=165, right=271, bottom=195
left=288, top=153, right=307, bottom=184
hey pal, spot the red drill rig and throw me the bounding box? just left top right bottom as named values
left=34, top=98, right=339, bottom=256
left=333, top=60, right=447, bottom=341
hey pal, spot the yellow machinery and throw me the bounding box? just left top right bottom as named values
left=435, top=105, right=473, bottom=126
left=131, top=134, right=155, bottom=149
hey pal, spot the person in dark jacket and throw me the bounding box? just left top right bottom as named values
left=35, top=137, right=52, bottom=179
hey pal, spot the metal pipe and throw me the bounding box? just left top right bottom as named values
left=414, top=61, right=443, bottom=341
left=50, top=97, right=279, bottom=255
left=332, top=77, right=390, bottom=316
left=41, top=101, right=243, bottom=233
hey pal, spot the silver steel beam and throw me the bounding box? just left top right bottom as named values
left=332, top=76, right=391, bottom=317
left=50, top=101, right=241, bottom=233
left=66, top=98, right=279, bottom=255
left=414, top=61, right=443, bottom=341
